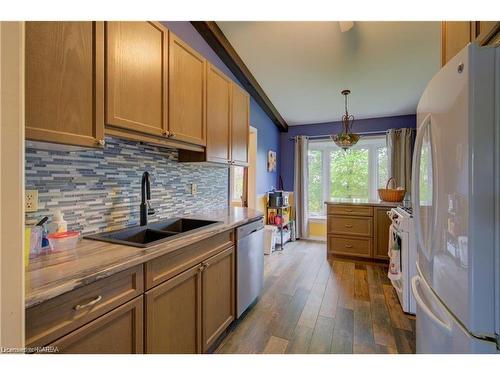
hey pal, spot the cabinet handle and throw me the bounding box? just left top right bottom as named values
left=344, top=244, right=353, bottom=248
left=163, top=131, right=170, bottom=137
left=345, top=209, right=353, bottom=212
left=199, top=263, right=209, bottom=272
left=169, top=132, right=176, bottom=138
left=344, top=224, right=353, bottom=228
left=74, top=295, right=102, bottom=311
left=97, top=139, right=105, bottom=147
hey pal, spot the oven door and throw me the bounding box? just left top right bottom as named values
left=390, top=227, right=412, bottom=313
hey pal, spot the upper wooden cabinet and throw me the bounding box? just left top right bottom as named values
left=441, top=21, right=474, bottom=66
left=230, top=83, right=250, bottom=166
left=206, top=64, right=232, bottom=164
left=106, top=21, right=168, bottom=137
left=441, top=21, right=500, bottom=66
left=25, top=22, right=105, bottom=148
left=169, top=33, right=207, bottom=146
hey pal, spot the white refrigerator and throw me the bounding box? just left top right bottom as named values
left=411, top=43, right=500, bottom=353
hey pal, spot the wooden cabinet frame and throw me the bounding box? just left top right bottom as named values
left=25, top=21, right=105, bottom=148
left=106, top=21, right=169, bottom=137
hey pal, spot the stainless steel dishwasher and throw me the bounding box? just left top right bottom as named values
left=236, top=218, right=264, bottom=318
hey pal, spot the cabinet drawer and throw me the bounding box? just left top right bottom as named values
left=327, top=204, right=372, bottom=217
left=327, top=215, right=372, bottom=237
left=328, top=236, right=372, bottom=257
left=145, top=230, right=234, bottom=289
left=26, top=264, right=144, bottom=348
left=48, top=296, right=144, bottom=354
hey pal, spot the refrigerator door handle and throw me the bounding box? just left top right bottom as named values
left=411, top=113, right=434, bottom=260
left=411, top=275, right=452, bottom=332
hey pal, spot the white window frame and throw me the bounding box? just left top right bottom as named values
left=308, top=136, right=387, bottom=217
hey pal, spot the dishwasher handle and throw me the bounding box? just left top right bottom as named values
left=236, top=218, right=264, bottom=239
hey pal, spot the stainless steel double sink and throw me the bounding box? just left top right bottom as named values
left=86, top=218, right=220, bottom=248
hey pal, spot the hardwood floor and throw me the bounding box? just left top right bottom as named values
left=215, top=240, right=415, bottom=354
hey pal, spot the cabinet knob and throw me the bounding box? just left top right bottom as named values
left=97, top=139, right=105, bottom=147
left=163, top=131, right=170, bottom=137
left=169, top=132, right=176, bottom=138
left=344, top=244, right=353, bottom=248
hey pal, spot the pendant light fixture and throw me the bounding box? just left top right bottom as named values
left=331, top=89, right=359, bottom=150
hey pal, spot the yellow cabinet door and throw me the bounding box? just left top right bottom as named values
left=231, top=83, right=249, bottom=166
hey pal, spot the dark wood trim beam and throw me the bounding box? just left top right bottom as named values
left=191, top=21, right=288, bottom=132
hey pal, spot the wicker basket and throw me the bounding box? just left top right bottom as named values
left=378, top=177, right=406, bottom=202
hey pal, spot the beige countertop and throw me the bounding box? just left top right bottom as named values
left=325, top=198, right=399, bottom=207
left=25, top=207, right=263, bottom=309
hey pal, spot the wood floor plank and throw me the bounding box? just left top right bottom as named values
left=366, top=264, right=384, bottom=295
left=338, top=262, right=355, bottom=310
left=297, top=279, right=328, bottom=329
left=382, top=284, right=413, bottom=331
left=271, top=287, right=309, bottom=340
left=354, top=268, right=370, bottom=302
left=318, top=261, right=342, bottom=319
left=370, top=292, right=397, bottom=348
left=394, top=328, right=415, bottom=354
left=263, top=336, right=289, bottom=354
left=308, top=315, right=335, bottom=354
left=354, top=300, right=375, bottom=346
left=285, top=325, right=314, bottom=354
left=331, top=307, right=354, bottom=354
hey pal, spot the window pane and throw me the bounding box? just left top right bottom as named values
left=377, top=146, right=388, bottom=188
left=330, top=148, right=369, bottom=199
left=232, top=166, right=244, bottom=203
left=308, top=150, right=323, bottom=214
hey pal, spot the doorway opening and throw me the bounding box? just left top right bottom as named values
left=230, top=126, right=257, bottom=208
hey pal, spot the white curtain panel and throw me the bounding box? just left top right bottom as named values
left=293, top=135, right=309, bottom=239
left=386, top=128, right=416, bottom=192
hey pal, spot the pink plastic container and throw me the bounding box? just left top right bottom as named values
left=47, top=231, right=80, bottom=252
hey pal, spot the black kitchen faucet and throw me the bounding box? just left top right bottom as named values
left=140, top=171, right=155, bottom=226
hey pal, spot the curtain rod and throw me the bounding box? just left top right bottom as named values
left=289, top=130, right=386, bottom=141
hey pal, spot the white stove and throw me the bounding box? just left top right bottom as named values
left=387, top=206, right=417, bottom=314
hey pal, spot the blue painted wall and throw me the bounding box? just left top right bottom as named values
left=280, top=114, right=416, bottom=191
left=162, top=22, right=281, bottom=194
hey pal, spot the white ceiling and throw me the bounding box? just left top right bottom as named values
left=217, top=21, right=441, bottom=125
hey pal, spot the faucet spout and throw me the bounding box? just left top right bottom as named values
left=140, top=171, right=155, bottom=226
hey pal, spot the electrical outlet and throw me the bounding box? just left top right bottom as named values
left=191, top=183, right=197, bottom=196
left=25, top=190, right=38, bottom=212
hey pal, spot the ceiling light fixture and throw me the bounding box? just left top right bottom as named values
left=331, top=89, right=359, bottom=150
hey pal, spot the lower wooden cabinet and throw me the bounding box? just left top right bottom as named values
left=202, top=246, right=235, bottom=351
left=326, top=203, right=394, bottom=260
left=49, top=296, right=144, bottom=354
left=145, top=263, right=202, bottom=354
left=373, top=206, right=392, bottom=260
left=145, top=245, right=235, bottom=354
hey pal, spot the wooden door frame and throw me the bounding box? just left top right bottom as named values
left=0, top=21, right=25, bottom=349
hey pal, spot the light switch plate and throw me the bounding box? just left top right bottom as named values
left=25, top=190, right=38, bottom=212
left=191, top=183, right=197, bottom=196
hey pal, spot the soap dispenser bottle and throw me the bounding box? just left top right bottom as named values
left=53, top=210, right=67, bottom=233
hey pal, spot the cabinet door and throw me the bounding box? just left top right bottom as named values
left=169, top=34, right=207, bottom=146
left=25, top=22, right=104, bottom=148
left=373, top=207, right=392, bottom=260
left=50, top=296, right=143, bottom=354
left=441, top=21, right=473, bottom=66
left=231, top=84, right=249, bottom=166
left=145, top=264, right=202, bottom=353
left=206, top=64, right=231, bottom=164
left=202, top=246, right=235, bottom=352
left=106, top=21, right=168, bottom=136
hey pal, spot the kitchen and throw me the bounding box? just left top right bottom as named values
left=0, top=2, right=499, bottom=371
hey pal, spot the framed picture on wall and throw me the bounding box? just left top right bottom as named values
left=267, top=150, right=277, bottom=172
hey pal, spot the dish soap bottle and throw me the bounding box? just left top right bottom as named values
left=53, top=210, right=67, bottom=233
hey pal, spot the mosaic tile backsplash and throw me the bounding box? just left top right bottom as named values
left=25, top=137, right=229, bottom=234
